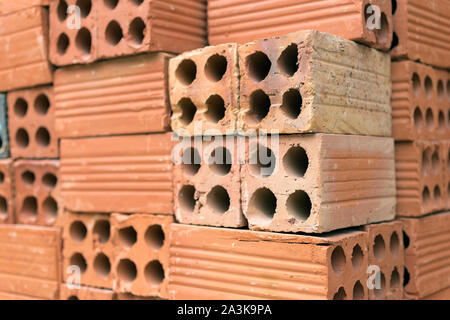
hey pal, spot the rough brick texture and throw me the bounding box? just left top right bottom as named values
left=169, top=224, right=369, bottom=300
left=0, top=224, right=61, bottom=300
left=13, top=160, right=60, bottom=226
left=238, top=30, right=392, bottom=136
left=60, top=133, right=173, bottom=214
left=0, top=160, right=13, bottom=224
left=422, top=287, right=450, bottom=300
left=60, top=284, right=115, bottom=300
left=208, top=0, right=392, bottom=51
left=242, top=134, right=396, bottom=233
left=0, top=94, right=9, bottom=159
left=55, top=54, right=172, bottom=139
left=0, top=292, right=38, bottom=300
left=8, top=86, right=57, bottom=159
left=0, top=1, right=49, bottom=16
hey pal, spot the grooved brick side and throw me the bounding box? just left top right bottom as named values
left=55, top=54, right=172, bottom=139
left=0, top=224, right=61, bottom=300
left=60, top=284, right=115, bottom=300
left=0, top=160, right=13, bottom=224
left=0, top=292, right=39, bottom=300
left=0, top=1, right=49, bottom=16
left=60, top=133, right=173, bottom=214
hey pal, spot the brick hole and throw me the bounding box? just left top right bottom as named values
left=247, top=90, right=271, bottom=124
left=70, top=253, right=87, bottom=273
left=178, top=185, right=197, bottom=212
left=145, top=225, right=165, bottom=250
left=206, top=186, right=231, bottom=214
left=76, top=0, right=92, bottom=18
left=69, top=221, right=87, bottom=243
left=128, top=17, right=145, bottom=47
left=403, top=267, right=410, bottom=287
left=34, top=94, right=50, bottom=116
left=286, top=190, right=311, bottom=222
left=94, top=253, right=111, bottom=278
left=281, top=89, right=302, bottom=119
left=333, top=287, right=346, bottom=300
left=392, top=0, right=397, bottom=14
left=0, top=171, right=4, bottom=184
left=351, top=244, right=364, bottom=270
left=249, top=144, right=276, bottom=178
left=413, top=107, right=423, bottom=131
left=373, top=235, right=386, bottom=261
left=389, top=32, right=399, bottom=50
left=331, top=246, right=346, bottom=275
left=423, top=186, right=431, bottom=205
left=431, top=150, right=440, bottom=173
left=448, top=110, right=450, bottom=128
left=177, top=98, right=197, bottom=125
left=425, top=108, right=434, bottom=131
left=14, top=98, right=28, bottom=117
left=16, top=128, right=29, bottom=148
left=246, top=51, right=271, bottom=82
left=247, top=188, right=277, bottom=225
left=209, top=147, right=232, bottom=176
left=0, top=196, right=8, bottom=218
left=182, top=147, right=201, bottom=176
left=57, top=0, right=68, bottom=21
left=21, top=170, right=35, bottom=186
left=437, top=80, right=444, bottom=101
left=175, top=59, right=197, bottom=86
left=205, top=54, right=227, bottom=82
left=144, top=260, right=165, bottom=286
left=104, top=0, right=119, bottom=9
left=93, top=220, right=111, bottom=244
left=412, top=73, right=420, bottom=96
left=447, top=80, right=450, bottom=100
left=42, top=196, right=58, bottom=224
left=75, top=28, right=92, bottom=54
left=205, top=94, right=226, bottom=123
left=390, top=267, right=400, bottom=288
left=403, top=230, right=410, bottom=249
left=105, top=21, right=123, bottom=46
left=438, top=111, right=445, bottom=132
left=352, top=281, right=364, bottom=300
left=20, top=196, right=37, bottom=221
left=374, top=272, right=386, bottom=298
left=118, top=226, right=137, bottom=248
left=42, top=173, right=58, bottom=189
left=390, top=232, right=400, bottom=258
left=424, top=76, right=433, bottom=99
left=375, top=13, right=390, bottom=44
left=422, top=148, right=431, bottom=175
left=67, top=296, right=79, bottom=300
left=283, top=146, right=308, bottom=177
left=433, top=185, right=441, bottom=203
left=130, top=0, right=144, bottom=5
left=57, top=33, right=70, bottom=55
left=117, top=259, right=137, bottom=283
left=277, top=44, right=299, bottom=77
left=36, top=127, right=51, bottom=147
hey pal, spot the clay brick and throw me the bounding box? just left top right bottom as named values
left=208, top=0, right=392, bottom=51
left=0, top=7, right=52, bottom=91
left=60, top=133, right=173, bottom=214
left=0, top=94, right=9, bottom=159
left=0, top=224, right=61, bottom=300
left=360, top=221, right=404, bottom=300
left=169, top=224, right=369, bottom=300
left=238, top=30, right=392, bottom=136
left=0, top=1, right=50, bottom=16
left=422, top=287, right=450, bottom=300
left=13, top=160, right=60, bottom=226
left=0, top=292, right=39, bottom=300
left=8, top=86, right=58, bottom=159
left=391, top=0, right=450, bottom=69
left=62, top=211, right=114, bottom=289
left=55, top=54, right=172, bottom=139
left=111, top=214, right=172, bottom=299
left=60, top=283, right=115, bottom=300
left=170, top=44, right=239, bottom=136
left=446, top=141, right=450, bottom=210
left=392, top=61, right=450, bottom=141
left=396, top=140, right=448, bottom=217
left=174, top=136, right=245, bottom=227
left=401, top=211, right=450, bottom=299
left=242, top=134, right=396, bottom=233
left=0, top=160, right=14, bottom=224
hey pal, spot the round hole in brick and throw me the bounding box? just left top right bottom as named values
left=205, top=94, right=226, bottom=123
left=392, top=0, right=397, bottom=14
left=36, top=127, right=51, bottom=147
left=42, top=173, right=58, bottom=189
left=437, top=80, right=444, bottom=101
left=425, top=108, right=434, bottom=131
left=373, top=235, right=386, bottom=261
left=0, top=197, right=7, bottom=218
left=246, top=51, right=271, bottom=82
left=14, top=98, right=28, bottom=117
left=423, top=186, right=431, bottom=205
left=438, top=111, right=445, bottom=132
left=34, top=94, right=50, bottom=116
left=391, top=268, right=400, bottom=288
left=422, top=148, right=431, bottom=175
left=144, top=260, right=165, bottom=286
left=277, top=44, right=299, bottom=77
left=424, top=76, right=433, bottom=99
left=177, top=98, right=197, bottom=125
left=57, top=0, right=68, bottom=21
left=0, top=172, right=4, bottom=184
left=351, top=244, right=364, bottom=270
left=247, top=90, right=271, bottom=124
left=145, top=225, right=165, bottom=250
left=117, top=259, right=137, bottom=283
left=104, top=0, right=119, bottom=9
left=412, top=73, right=420, bottom=96
left=130, top=0, right=144, bottom=5
left=375, top=13, right=390, bottom=44
left=205, top=54, right=227, bottom=82
left=16, top=128, right=29, bottom=148
left=331, top=246, right=346, bottom=275
left=182, top=147, right=201, bottom=176
left=403, top=230, right=410, bottom=249
left=281, top=89, right=302, bottom=119
left=353, top=281, right=364, bottom=300
left=178, top=185, right=197, bottom=213
left=70, top=253, right=87, bottom=273
left=447, top=80, right=450, bottom=100
left=209, top=147, right=232, bottom=176
left=206, top=186, right=230, bottom=214
left=413, top=107, right=423, bottom=131
left=333, top=287, right=346, bottom=300
left=286, top=190, right=311, bottom=222
left=390, top=232, right=400, bottom=258
left=128, top=17, right=145, bottom=47
left=20, top=197, right=37, bottom=221
left=69, top=221, right=87, bottom=243
left=42, top=196, right=58, bottom=224
left=105, top=21, right=123, bottom=46
left=389, top=31, right=399, bottom=50
left=175, top=59, right=197, bottom=86
left=374, top=272, right=386, bottom=298
left=247, top=188, right=277, bottom=225
left=21, top=170, right=35, bottom=186
left=76, top=0, right=92, bottom=18
left=94, top=253, right=111, bottom=278
left=67, top=296, right=79, bottom=300
left=93, top=220, right=110, bottom=244
left=249, top=145, right=276, bottom=178
left=283, top=146, right=308, bottom=177
left=403, top=267, right=410, bottom=287
left=118, top=226, right=137, bottom=248
left=75, top=28, right=92, bottom=54
left=57, top=33, right=70, bottom=55
left=433, top=185, right=441, bottom=203
left=431, top=151, right=440, bottom=173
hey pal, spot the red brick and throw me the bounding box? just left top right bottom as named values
left=60, top=283, right=115, bottom=300
left=0, top=1, right=49, bottom=16
left=422, top=287, right=450, bottom=300
left=0, top=160, right=13, bottom=224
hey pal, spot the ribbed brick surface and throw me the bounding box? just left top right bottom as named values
left=0, top=292, right=38, bottom=300
left=169, top=224, right=369, bottom=300
left=0, top=1, right=49, bottom=16
left=60, top=283, right=115, bottom=300
left=0, top=224, right=61, bottom=300
left=55, top=54, right=172, bottom=139
left=0, top=160, right=13, bottom=224
left=60, top=133, right=173, bottom=214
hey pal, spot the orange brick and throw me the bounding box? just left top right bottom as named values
left=60, top=283, right=115, bottom=300
left=0, top=160, right=13, bottom=224
left=0, top=1, right=49, bottom=16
